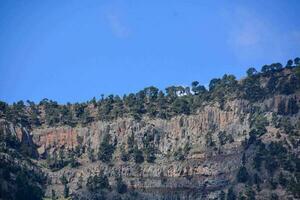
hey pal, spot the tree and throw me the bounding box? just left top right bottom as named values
left=237, top=166, right=249, bottom=183
left=157, top=91, right=168, bottom=119
left=270, top=193, right=279, bottom=200
left=209, top=78, right=221, bottom=91
left=98, top=133, right=115, bottom=163
left=261, top=65, right=271, bottom=73
left=191, top=81, right=199, bottom=88
left=287, top=98, right=299, bottom=115
left=77, top=174, right=83, bottom=189
left=294, top=57, right=300, bottom=66
left=171, top=98, right=190, bottom=115
left=115, top=175, right=127, bottom=194
left=265, top=156, right=278, bottom=175
left=253, top=173, right=261, bottom=190
left=15, top=170, right=44, bottom=200
left=278, top=172, right=287, bottom=187
left=286, top=59, right=293, bottom=67
left=218, top=131, right=233, bottom=145
left=0, top=101, right=8, bottom=117
left=51, top=189, right=56, bottom=200
left=246, top=67, right=257, bottom=77
left=60, top=175, right=69, bottom=198
left=63, top=184, right=69, bottom=198
left=219, top=190, right=226, bottom=200
left=191, top=81, right=207, bottom=95
left=245, top=186, right=255, bottom=200
left=277, top=100, right=286, bottom=115
left=69, top=151, right=79, bottom=168
left=145, top=145, right=156, bottom=163
left=242, top=77, right=264, bottom=101
left=144, top=86, right=159, bottom=101
left=87, top=146, right=95, bottom=162
left=174, top=147, right=185, bottom=161
left=242, top=153, right=246, bottom=166
left=227, top=187, right=236, bottom=200
left=86, top=172, right=110, bottom=192
left=133, top=146, right=144, bottom=164
left=268, top=63, right=283, bottom=71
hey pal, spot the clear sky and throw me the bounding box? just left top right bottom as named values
left=0, top=0, right=299, bottom=104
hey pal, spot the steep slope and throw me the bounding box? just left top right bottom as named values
left=0, top=120, right=46, bottom=200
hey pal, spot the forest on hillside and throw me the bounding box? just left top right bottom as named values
left=0, top=58, right=300, bottom=128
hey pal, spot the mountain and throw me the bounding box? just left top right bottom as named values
left=1, top=58, right=300, bottom=200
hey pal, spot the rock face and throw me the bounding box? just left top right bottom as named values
left=15, top=97, right=292, bottom=199
left=1, top=93, right=300, bottom=199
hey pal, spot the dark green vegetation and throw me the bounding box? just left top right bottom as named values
left=0, top=58, right=299, bottom=128
left=0, top=123, right=46, bottom=200
left=234, top=108, right=300, bottom=199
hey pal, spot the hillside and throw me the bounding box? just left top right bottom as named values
left=1, top=58, right=300, bottom=200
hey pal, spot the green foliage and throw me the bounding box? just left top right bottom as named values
left=219, top=190, right=226, bottom=200
left=133, top=146, right=144, bottom=164
left=171, top=98, right=190, bottom=115
left=241, top=153, right=246, bottom=166
left=86, top=172, right=110, bottom=192
left=244, top=186, right=256, bottom=200
left=14, top=171, right=43, bottom=200
left=295, top=66, right=300, bottom=79
left=278, top=117, right=294, bottom=134
left=287, top=97, right=299, bottom=115
left=77, top=174, right=83, bottom=189
left=226, top=187, right=236, bottom=200
left=46, top=149, right=80, bottom=171
left=69, top=151, right=80, bottom=168
left=270, top=193, right=279, bottom=200
left=286, top=59, right=293, bottom=67
left=51, top=189, right=56, bottom=200
left=127, top=132, right=135, bottom=153
left=87, top=146, right=95, bottom=162
left=242, top=76, right=264, bottom=101
left=60, top=174, right=68, bottom=185
left=265, top=156, right=279, bottom=175
left=278, top=172, right=287, bottom=187
left=288, top=176, right=300, bottom=198
left=98, top=133, right=115, bottom=163
left=277, top=100, right=286, bottom=115
left=115, top=175, right=127, bottom=194
left=253, top=173, right=261, bottom=191
left=218, top=131, right=234, bottom=145
left=237, top=166, right=249, bottom=183
left=173, top=147, right=185, bottom=161
left=144, top=145, right=156, bottom=163
left=250, top=113, right=268, bottom=136
left=253, top=152, right=263, bottom=171
left=191, top=81, right=207, bottom=95
left=205, top=132, right=215, bottom=147
left=142, top=130, right=157, bottom=163
left=63, top=184, right=69, bottom=198
left=246, top=67, right=257, bottom=77
left=120, top=145, right=130, bottom=162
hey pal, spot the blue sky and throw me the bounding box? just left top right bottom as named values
left=0, top=0, right=299, bottom=104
